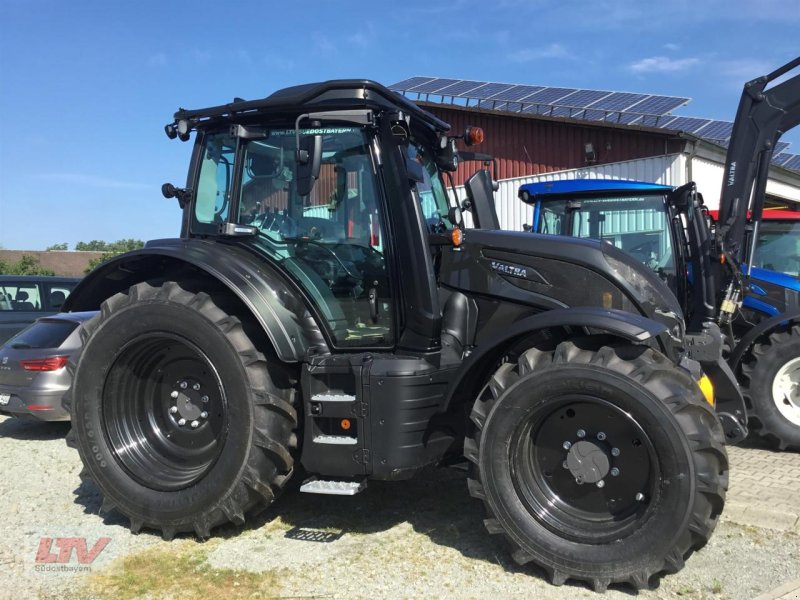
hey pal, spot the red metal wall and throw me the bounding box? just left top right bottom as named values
left=424, top=104, right=685, bottom=186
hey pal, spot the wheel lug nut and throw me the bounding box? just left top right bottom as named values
left=201, top=395, right=209, bottom=403
left=169, top=406, right=178, bottom=414
left=597, top=432, right=606, bottom=441
left=576, top=429, right=586, bottom=438
left=596, top=480, right=605, bottom=488
left=611, top=447, right=620, bottom=456
left=193, top=383, right=201, bottom=391
left=200, top=411, right=208, bottom=419
left=190, top=420, right=199, bottom=429
left=562, top=460, right=569, bottom=469
left=636, top=492, right=645, bottom=502
left=563, top=441, right=572, bottom=450
left=179, top=381, right=188, bottom=389
left=610, top=468, right=620, bottom=477
left=177, top=418, right=186, bottom=426
left=170, top=390, right=179, bottom=399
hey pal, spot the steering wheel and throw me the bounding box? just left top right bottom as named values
left=294, top=240, right=364, bottom=281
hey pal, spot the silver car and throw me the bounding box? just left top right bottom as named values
left=0, top=311, right=97, bottom=421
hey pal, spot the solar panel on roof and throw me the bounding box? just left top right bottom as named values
left=387, top=76, right=436, bottom=91
left=548, top=106, right=586, bottom=119
left=783, top=155, right=800, bottom=172
left=492, top=85, right=545, bottom=102
left=616, top=113, right=644, bottom=125
left=521, top=87, right=577, bottom=105
left=587, top=92, right=649, bottom=111
left=435, top=80, right=486, bottom=96
left=695, top=120, right=734, bottom=141
left=642, top=115, right=674, bottom=127
left=774, top=141, right=790, bottom=155
left=772, top=153, right=793, bottom=166
left=469, top=82, right=515, bottom=99
left=627, top=96, right=688, bottom=115
left=557, top=89, right=612, bottom=107
left=662, top=116, right=712, bottom=133
left=582, top=109, right=611, bottom=121
left=409, top=78, right=461, bottom=94
left=478, top=99, right=508, bottom=111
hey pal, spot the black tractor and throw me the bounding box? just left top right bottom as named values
left=63, top=80, right=737, bottom=591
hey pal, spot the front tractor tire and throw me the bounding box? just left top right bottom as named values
left=465, top=341, right=727, bottom=592
left=64, top=281, right=297, bottom=539
left=741, top=326, right=800, bottom=450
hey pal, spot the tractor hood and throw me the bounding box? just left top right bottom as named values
left=438, top=228, right=684, bottom=326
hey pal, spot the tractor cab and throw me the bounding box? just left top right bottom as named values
left=520, top=179, right=678, bottom=287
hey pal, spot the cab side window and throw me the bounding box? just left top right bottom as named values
left=194, top=134, right=236, bottom=226
left=406, top=144, right=453, bottom=232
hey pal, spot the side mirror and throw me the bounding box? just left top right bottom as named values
left=465, top=169, right=500, bottom=230
left=296, top=133, right=322, bottom=197
left=403, top=151, right=426, bottom=183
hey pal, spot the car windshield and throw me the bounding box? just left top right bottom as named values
left=752, top=220, right=800, bottom=277
left=537, top=194, right=675, bottom=276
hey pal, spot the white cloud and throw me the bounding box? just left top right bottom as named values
left=663, top=43, right=680, bottom=51
left=147, top=53, right=167, bottom=67
left=314, top=34, right=336, bottom=57
left=347, top=32, right=369, bottom=48
left=629, top=56, right=699, bottom=73
left=508, top=43, right=570, bottom=63
left=41, top=173, right=151, bottom=191
left=264, top=53, right=294, bottom=71
left=719, top=58, right=774, bottom=81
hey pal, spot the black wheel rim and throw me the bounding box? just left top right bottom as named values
left=102, top=333, right=228, bottom=491
left=510, top=396, right=660, bottom=544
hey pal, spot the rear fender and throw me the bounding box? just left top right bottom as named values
left=63, top=239, right=327, bottom=362
left=441, top=307, right=671, bottom=413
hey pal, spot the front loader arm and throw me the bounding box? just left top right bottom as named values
left=716, top=56, right=800, bottom=265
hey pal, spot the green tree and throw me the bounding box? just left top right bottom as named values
left=75, top=240, right=111, bottom=252
left=45, top=242, right=69, bottom=251
left=82, top=238, right=145, bottom=273
left=0, top=254, right=55, bottom=276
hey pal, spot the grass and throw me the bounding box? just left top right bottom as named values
left=83, top=541, right=280, bottom=600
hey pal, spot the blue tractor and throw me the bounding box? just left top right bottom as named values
left=519, top=124, right=800, bottom=449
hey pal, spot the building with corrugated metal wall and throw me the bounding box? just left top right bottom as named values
left=421, top=103, right=800, bottom=231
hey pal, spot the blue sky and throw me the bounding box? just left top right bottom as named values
left=0, top=0, right=797, bottom=250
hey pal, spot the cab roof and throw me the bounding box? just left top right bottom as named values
left=518, top=179, right=671, bottom=203
left=172, top=79, right=450, bottom=134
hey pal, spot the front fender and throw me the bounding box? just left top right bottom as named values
left=63, top=238, right=327, bottom=362
left=441, top=306, right=671, bottom=412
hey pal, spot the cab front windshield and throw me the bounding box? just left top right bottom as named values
left=537, top=194, right=675, bottom=276
left=193, top=126, right=392, bottom=348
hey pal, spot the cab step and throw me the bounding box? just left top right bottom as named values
left=299, top=478, right=366, bottom=495
left=310, top=393, right=356, bottom=403
left=312, top=434, right=358, bottom=445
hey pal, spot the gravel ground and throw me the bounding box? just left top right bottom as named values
left=1, top=414, right=798, bottom=600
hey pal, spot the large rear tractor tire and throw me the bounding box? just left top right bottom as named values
left=740, top=326, right=800, bottom=450
left=465, top=340, right=727, bottom=592
left=64, top=281, right=298, bottom=539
